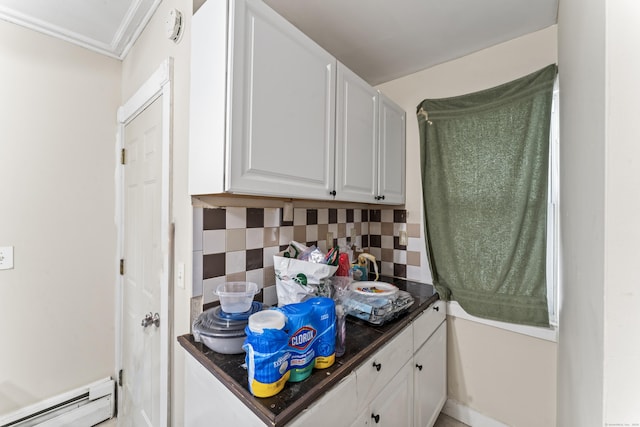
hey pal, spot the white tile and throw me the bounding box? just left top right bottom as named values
left=226, top=250, right=246, bottom=275
left=203, top=276, right=225, bottom=304
left=193, top=207, right=203, bottom=251
left=246, top=268, right=264, bottom=286
left=393, top=249, right=407, bottom=264
left=381, top=209, right=394, bottom=222
left=407, top=236, right=422, bottom=251
left=263, top=246, right=280, bottom=267
left=246, top=228, right=263, bottom=250
left=226, top=207, right=246, bottom=229
left=192, top=250, right=203, bottom=297
left=203, top=229, right=225, bottom=255
left=263, top=285, right=278, bottom=306
left=264, top=208, right=280, bottom=227
left=318, top=208, right=328, bottom=224
left=293, top=208, right=307, bottom=225
left=279, top=226, right=294, bottom=246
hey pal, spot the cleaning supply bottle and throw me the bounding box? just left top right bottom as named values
left=352, top=253, right=379, bottom=281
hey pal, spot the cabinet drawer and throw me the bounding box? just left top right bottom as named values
left=355, top=325, right=412, bottom=410
left=412, top=300, right=445, bottom=351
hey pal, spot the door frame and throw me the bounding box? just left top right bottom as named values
left=115, top=57, right=173, bottom=426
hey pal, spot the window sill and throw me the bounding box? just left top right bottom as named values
left=446, top=301, right=558, bottom=343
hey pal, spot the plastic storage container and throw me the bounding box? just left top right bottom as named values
left=215, top=282, right=260, bottom=313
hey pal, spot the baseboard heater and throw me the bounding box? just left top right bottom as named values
left=0, top=378, right=115, bottom=427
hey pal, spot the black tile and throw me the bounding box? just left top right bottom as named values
left=306, top=209, right=318, bottom=225
left=306, top=241, right=318, bottom=248
left=361, top=209, right=369, bottom=222
left=203, top=208, right=226, bottom=230
left=369, top=235, right=381, bottom=248
left=394, top=263, right=407, bottom=278
left=279, top=244, right=290, bottom=252
left=346, top=209, right=354, bottom=223
left=280, top=208, right=293, bottom=227
left=393, top=209, right=407, bottom=223
left=394, top=236, right=407, bottom=250
left=246, top=248, right=264, bottom=271
left=362, top=235, right=369, bottom=248
left=247, top=208, right=264, bottom=228
left=369, top=209, right=381, bottom=222
left=203, top=253, right=225, bottom=279
left=328, top=208, right=338, bottom=224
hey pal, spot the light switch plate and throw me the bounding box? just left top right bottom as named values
left=399, top=231, right=408, bottom=246
left=0, top=246, right=14, bottom=270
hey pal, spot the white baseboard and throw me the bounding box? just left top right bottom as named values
left=442, top=398, right=510, bottom=427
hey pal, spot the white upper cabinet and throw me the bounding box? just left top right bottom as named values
left=334, top=63, right=379, bottom=203
left=334, top=64, right=406, bottom=204
left=189, top=0, right=404, bottom=204
left=377, top=94, right=406, bottom=204
left=189, top=0, right=336, bottom=199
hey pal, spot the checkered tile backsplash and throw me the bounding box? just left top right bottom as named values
left=193, top=207, right=422, bottom=304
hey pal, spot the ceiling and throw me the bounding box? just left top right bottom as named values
left=0, top=0, right=557, bottom=85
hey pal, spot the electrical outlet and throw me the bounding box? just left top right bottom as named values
left=399, top=231, right=408, bottom=246
left=0, top=246, right=14, bottom=270
left=326, top=232, right=334, bottom=247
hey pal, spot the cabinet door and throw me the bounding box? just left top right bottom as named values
left=228, top=0, right=336, bottom=199
left=369, top=361, right=414, bottom=427
left=377, top=94, right=406, bottom=204
left=289, top=373, right=357, bottom=427
left=334, top=63, right=378, bottom=203
left=414, top=322, right=447, bottom=427
left=356, top=326, right=413, bottom=410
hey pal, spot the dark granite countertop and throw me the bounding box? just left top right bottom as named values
left=178, top=277, right=438, bottom=427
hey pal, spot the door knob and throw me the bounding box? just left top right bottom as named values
left=141, top=312, right=160, bottom=328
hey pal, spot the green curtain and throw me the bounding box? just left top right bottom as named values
left=416, top=64, right=557, bottom=327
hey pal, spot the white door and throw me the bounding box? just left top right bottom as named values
left=119, top=96, right=165, bottom=427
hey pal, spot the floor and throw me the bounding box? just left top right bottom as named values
left=434, top=412, right=471, bottom=427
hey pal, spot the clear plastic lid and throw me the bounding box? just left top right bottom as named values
left=248, top=310, right=286, bottom=333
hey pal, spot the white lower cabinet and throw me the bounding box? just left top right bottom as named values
left=183, top=301, right=446, bottom=426
left=288, top=373, right=357, bottom=427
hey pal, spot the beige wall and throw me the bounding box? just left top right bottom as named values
left=120, top=0, right=194, bottom=424
left=377, top=26, right=558, bottom=426
left=0, top=21, right=121, bottom=413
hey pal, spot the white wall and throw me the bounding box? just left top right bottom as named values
left=120, top=0, right=193, bottom=424
left=604, top=2, right=640, bottom=422
left=0, top=21, right=121, bottom=413
left=377, top=26, right=558, bottom=426
left=558, top=0, right=640, bottom=425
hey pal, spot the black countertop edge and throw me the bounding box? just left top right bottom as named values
left=178, top=277, right=438, bottom=427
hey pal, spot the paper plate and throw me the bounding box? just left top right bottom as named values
left=349, top=281, right=398, bottom=297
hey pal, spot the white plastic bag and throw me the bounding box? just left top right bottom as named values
left=273, top=256, right=338, bottom=306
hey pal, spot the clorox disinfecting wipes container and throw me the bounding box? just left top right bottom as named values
left=243, top=310, right=290, bottom=397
